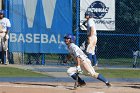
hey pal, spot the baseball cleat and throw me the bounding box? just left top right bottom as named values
left=105, top=82, right=111, bottom=87
left=77, top=80, right=86, bottom=87
left=133, top=64, right=136, bottom=68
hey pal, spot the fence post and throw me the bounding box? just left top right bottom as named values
left=4, top=0, right=8, bottom=17
left=3, top=0, right=9, bottom=64
left=75, top=0, right=80, bottom=45
left=41, top=54, right=45, bottom=65
left=139, top=25, right=140, bottom=49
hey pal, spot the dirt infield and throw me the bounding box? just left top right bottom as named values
left=0, top=82, right=139, bottom=93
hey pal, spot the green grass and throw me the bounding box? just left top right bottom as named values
left=0, top=67, right=48, bottom=77
left=97, top=69, right=140, bottom=78
left=0, top=67, right=140, bottom=78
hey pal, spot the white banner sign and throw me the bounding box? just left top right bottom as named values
left=80, top=0, right=115, bottom=31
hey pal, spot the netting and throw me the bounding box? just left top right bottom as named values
left=6, top=0, right=140, bottom=68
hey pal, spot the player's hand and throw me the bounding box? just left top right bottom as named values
left=76, top=66, right=83, bottom=74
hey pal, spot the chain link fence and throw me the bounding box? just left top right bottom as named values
left=7, top=0, right=140, bottom=68
left=79, top=0, right=140, bottom=68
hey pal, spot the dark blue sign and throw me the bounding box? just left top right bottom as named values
left=87, top=1, right=109, bottom=19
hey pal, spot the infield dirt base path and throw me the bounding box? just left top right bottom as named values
left=0, top=82, right=139, bottom=93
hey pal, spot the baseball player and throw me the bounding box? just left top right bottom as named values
left=0, top=10, right=11, bottom=64
left=64, top=34, right=111, bottom=87
left=84, top=11, right=98, bottom=66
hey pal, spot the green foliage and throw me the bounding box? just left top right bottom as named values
left=118, top=0, right=140, bottom=22
left=97, top=0, right=140, bottom=59
left=116, top=0, right=140, bottom=34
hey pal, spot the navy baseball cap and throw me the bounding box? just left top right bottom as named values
left=85, top=11, right=92, bottom=17
left=64, top=34, right=75, bottom=43
left=0, top=10, right=4, bottom=15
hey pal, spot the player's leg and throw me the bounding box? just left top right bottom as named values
left=0, top=38, right=2, bottom=63
left=67, top=67, right=86, bottom=86
left=1, top=38, right=7, bottom=65
left=86, top=43, right=95, bottom=66
left=2, top=51, right=6, bottom=64
left=133, top=55, right=137, bottom=68
left=92, top=37, right=98, bottom=66
left=87, top=36, right=98, bottom=66
left=92, top=54, right=97, bottom=66
left=132, top=51, right=138, bottom=68
left=0, top=53, right=1, bottom=63
left=91, top=48, right=98, bottom=66
left=87, top=53, right=98, bottom=66
left=87, top=53, right=93, bottom=63
left=82, top=59, right=111, bottom=87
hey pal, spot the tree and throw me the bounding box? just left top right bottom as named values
left=116, top=0, right=140, bottom=34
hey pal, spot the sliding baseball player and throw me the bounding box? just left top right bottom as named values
left=64, top=34, right=111, bottom=88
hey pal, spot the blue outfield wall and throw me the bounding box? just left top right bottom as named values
left=8, top=0, right=72, bottom=53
